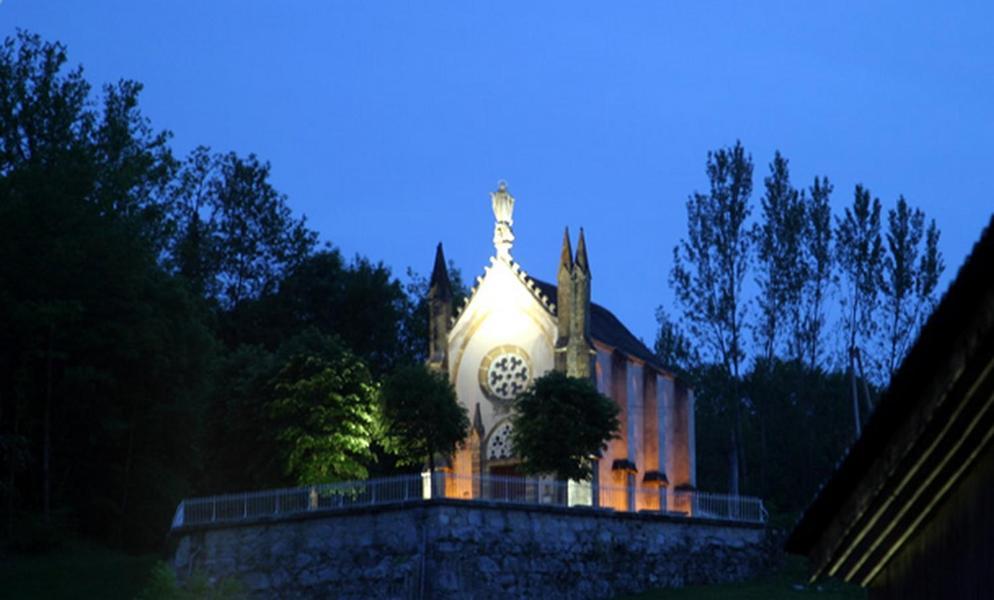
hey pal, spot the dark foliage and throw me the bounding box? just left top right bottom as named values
left=379, top=364, right=468, bottom=472
left=510, top=371, right=620, bottom=481
left=0, top=32, right=213, bottom=550
left=0, top=32, right=444, bottom=552
left=662, top=143, right=944, bottom=515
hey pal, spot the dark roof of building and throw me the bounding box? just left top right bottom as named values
left=529, top=278, right=672, bottom=376
left=785, top=214, right=994, bottom=576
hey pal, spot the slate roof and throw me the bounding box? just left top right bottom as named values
left=528, top=278, right=672, bottom=376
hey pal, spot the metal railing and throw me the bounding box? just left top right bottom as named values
left=171, top=472, right=767, bottom=529
left=172, top=474, right=427, bottom=528
left=675, top=489, right=769, bottom=523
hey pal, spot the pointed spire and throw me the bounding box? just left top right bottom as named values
left=568, top=227, right=593, bottom=379
left=575, top=227, right=590, bottom=275
left=472, top=402, right=485, bottom=438
left=555, top=227, right=573, bottom=373
left=427, top=243, right=453, bottom=374
left=559, top=227, right=574, bottom=274
left=429, top=242, right=452, bottom=301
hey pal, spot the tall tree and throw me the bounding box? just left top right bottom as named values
left=799, top=176, right=834, bottom=370
left=0, top=32, right=214, bottom=549
left=754, top=151, right=807, bottom=362
left=402, top=262, right=468, bottom=364
left=167, top=148, right=317, bottom=309
left=836, top=185, right=884, bottom=366
left=653, top=308, right=699, bottom=377
left=879, top=197, right=944, bottom=377
left=221, top=249, right=421, bottom=375
left=670, top=141, right=753, bottom=494
left=835, top=184, right=883, bottom=433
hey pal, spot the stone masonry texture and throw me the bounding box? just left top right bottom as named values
left=171, top=500, right=773, bottom=599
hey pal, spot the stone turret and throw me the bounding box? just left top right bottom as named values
left=554, top=228, right=573, bottom=372
left=428, top=242, right=452, bottom=373
left=567, top=228, right=595, bottom=379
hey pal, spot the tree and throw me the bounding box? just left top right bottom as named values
left=510, top=371, right=619, bottom=481
left=670, top=141, right=753, bottom=494
left=218, top=248, right=423, bottom=375
left=268, top=333, right=379, bottom=484
left=836, top=185, right=884, bottom=366
left=379, top=364, right=468, bottom=472
left=799, top=176, right=834, bottom=370
left=0, top=31, right=214, bottom=550
left=754, top=151, right=806, bottom=362
left=402, top=262, right=468, bottom=363
left=167, top=147, right=317, bottom=309
left=835, top=184, right=883, bottom=433
left=202, top=344, right=282, bottom=493
left=653, top=308, right=699, bottom=377
left=879, top=197, right=944, bottom=377
left=740, top=359, right=851, bottom=513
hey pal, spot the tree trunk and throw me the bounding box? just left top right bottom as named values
left=3, top=386, right=13, bottom=539
left=855, top=348, right=874, bottom=413
left=729, top=427, right=740, bottom=496
left=849, top=349, right=861, bottom=438
left=43, top=328, right=53, bottom=525
left=118, top=397, right=138, bottom=546
left=759, top=414, right=767, bottom=500
left=729, top=368, right=743, bottom=497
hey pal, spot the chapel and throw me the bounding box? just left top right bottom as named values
left=427, top=182, right=697, bottom=511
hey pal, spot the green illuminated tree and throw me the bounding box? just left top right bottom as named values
left=510, top=371, right=619, bottom=481
left=268, top=335, right=378, bottom=484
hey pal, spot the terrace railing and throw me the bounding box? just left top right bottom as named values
left=171, top=472, right=767, bottom=529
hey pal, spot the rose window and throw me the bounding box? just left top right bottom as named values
left=487, top=354, right=529, bottom=400
left=479, top=345, right=532, bottom=413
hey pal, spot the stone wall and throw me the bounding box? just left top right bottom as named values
left=171, top=499, right=772, bottom=599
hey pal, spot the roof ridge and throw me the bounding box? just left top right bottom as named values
left=450, top=257, right=556, bottom=326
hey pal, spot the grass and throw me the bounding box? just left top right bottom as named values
left=0, top=539, right=159, bottom=600
left=624, top=556, right=866, bottom=600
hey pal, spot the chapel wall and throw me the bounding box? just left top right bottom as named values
left=666, top=380, right=695, bottom=491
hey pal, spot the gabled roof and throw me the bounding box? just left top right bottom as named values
left=528, top=278, right=671, bottom=376
left=451, top=255, right=673, bottom=378
left=785, top=214, right=994, bottom=584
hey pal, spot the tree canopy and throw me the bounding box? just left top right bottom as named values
left=0, top=31, right=449, bottom=551
left=379, top=364, right=468, bottom=472
left=269, top=334, right=379, bottom=484
left=663, top=142, right=946, bottom=514
left=510, top=371, right=620, bottom=482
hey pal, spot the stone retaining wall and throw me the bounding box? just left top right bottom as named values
left=171, top=499, right=772, bottom=599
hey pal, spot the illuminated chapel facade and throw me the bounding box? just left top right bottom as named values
left=427, top=183, right=697, bottom=511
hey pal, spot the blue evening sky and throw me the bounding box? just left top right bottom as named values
left=4, top=2, right=992, bottom=354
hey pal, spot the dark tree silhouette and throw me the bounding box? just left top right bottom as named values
left=510, top=371, right=619, bottom=482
